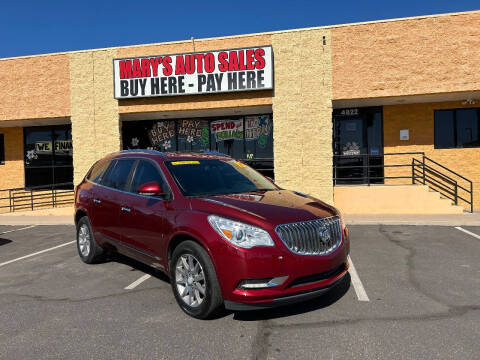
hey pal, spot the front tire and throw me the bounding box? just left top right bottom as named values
left=76, top=216, right=105, bottom=264
left=170, top=241, right=223, bottom=319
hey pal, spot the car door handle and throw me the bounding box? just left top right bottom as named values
left=93, top=199, right=101, bottom=204
left=121, top=207, right=131, bottom=213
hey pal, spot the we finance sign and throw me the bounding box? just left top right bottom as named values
left=113, top=46, right=273, bottom=99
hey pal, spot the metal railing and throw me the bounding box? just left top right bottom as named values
left=333, top=152, right=473, bottom=213
left=241, top=158, right=274, bottom=178
left=0, top=182, right=75, bottom=213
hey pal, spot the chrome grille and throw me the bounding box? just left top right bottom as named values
left=275, top=216, right=342, bottom=255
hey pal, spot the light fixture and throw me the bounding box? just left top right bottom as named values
left=462, top=99, right=477, bottom=105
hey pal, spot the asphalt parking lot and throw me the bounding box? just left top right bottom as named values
left=0, top=224, right=479, bottom=359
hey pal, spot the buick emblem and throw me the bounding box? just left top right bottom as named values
left=318, top=227, right=330, bottom=244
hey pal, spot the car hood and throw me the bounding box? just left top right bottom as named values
left=191, top=189, right=338, bottom=227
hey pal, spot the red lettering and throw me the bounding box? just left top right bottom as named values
left=132, top=59, right=142, bottom=78
left=218, top=52, right=228, bottom=72
left=204, top=53, right=215, bottom=73
left=175, top=56, right=185, bottom=75
left=246, top=49, right=255, bottom=70
left=119, top=60, right=132, bottom=79
left=185, top=55, right=195, bottom=74
left=149, top=57, right=162, bottom=76
left=195, top=54, right=204, bottom=73
left=238, top=50, right=247, bottom=71
left=228, top=51, right=239, bottom=71
left=163, top=56, right=172, bottom=76
left=141, top=58, right=151, bottom=77
left=254, top=48, right=265, bottom=70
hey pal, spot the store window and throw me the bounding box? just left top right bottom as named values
left=0, top=134, right=4, bottom=165
left=434, top=108, right=480, bottom=149
left=122, top=114, right=273, bottom=177
left=24, top=125, right=73, bottom=188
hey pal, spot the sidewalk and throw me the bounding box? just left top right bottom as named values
left=0, top=207, right=74, bottom=225
left=1, top=206, right=480, bottom=227
left=344, top=213, right=480, bottom=226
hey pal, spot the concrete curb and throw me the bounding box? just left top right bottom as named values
left=344, top=214, right=480, bottom=227
left=0, top=216, right=74, bottom=226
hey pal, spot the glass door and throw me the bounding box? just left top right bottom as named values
left=333, top=107, right=383, bottom=185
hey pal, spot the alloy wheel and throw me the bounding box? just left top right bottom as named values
left=78, top=224, right=91, bottom=257
left=175, top=254, right=206, bottom=308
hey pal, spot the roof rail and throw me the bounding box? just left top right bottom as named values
left=200, top=151, right=231, bottom=157
left=119, top=149, right=167, bottom=157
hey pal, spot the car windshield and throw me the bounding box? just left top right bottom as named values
left=164, top=159, right=278, bottom=197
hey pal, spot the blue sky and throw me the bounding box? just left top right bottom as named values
left=1, top=0, right=478, bottom=58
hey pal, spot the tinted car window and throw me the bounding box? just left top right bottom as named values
left=86, top=159, right=110, bottom=183
left=165, top=159, right=277, bottom=197
left=130, top=160, right=167, bottom=193
left=102, top=159, right=135, bottom=191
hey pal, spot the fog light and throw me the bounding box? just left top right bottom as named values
left=238, top=276, right=288, bottom=289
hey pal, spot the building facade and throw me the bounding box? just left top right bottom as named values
left=1, top=10, right=479, bottom=211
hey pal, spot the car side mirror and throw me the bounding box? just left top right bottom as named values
left=137, top=182, right=166, bottom=197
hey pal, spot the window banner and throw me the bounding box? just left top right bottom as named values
left=148, top=121, right=175, bottom=149
left=113, top=46, right=273, bottom=99
left=245, top=115, right=272, bottom=147
left=211, top=119, right=243, bottom=141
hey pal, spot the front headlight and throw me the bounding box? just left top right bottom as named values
left=335, top=209, right=346, bottom=231
left=207, top=215, right=274, bottom=249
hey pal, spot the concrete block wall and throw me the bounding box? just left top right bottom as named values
left=272, top=29, right=333, bottom=204
left=0, top=55, right=70, bottom=121
left=0, top=127, right=24, bottom=189
left=331, top=11, right=480, bottom=100
left=70, top=50, right=120, bottom=185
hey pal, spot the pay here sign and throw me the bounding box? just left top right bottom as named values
left=113, top=46, right=273, bottom=99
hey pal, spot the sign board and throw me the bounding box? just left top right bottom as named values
left=113, top=46, right=273, bottom=99
left=211, top=119, right=243, bottom=141
left=35, top=140, right=72, bottom=154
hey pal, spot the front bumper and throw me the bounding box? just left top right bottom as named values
left=224, top=271, right=347, bottom=310
left=211, top=226, right=350, bottom=306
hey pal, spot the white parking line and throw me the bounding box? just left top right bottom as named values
left=0, top=241, right=75, bottom=268
left=124, top=274, right=152, bottom=290
left=0, top=225, right=36, bottom=235
left=455, top=226, right=480, bottom=240
left=347, top=255, right=370, bottom=302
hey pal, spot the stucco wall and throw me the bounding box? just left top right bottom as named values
left=272, top=29, right=333, bottom=204
left=331, top=11, right=480, bottom=100
left=0, top=55, right=70, bottom=121
left=383, top=100, right=480, bottom=210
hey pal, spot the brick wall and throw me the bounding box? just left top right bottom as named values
left=383, top=100, right=480, bottom=210
left=331, top=11, right=480, bottom=100
left=272, top=29, right=333, bottom=204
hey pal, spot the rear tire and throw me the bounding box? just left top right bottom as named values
left=170, top=241, right=223, bottom=319
left=76, top=216, right=105, bottom=264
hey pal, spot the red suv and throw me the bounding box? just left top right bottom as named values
left=75, top=150, right=350, bottom=319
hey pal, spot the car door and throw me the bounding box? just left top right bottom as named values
left=119, top=159, right=171, bottom=266
left=91, top=159, right=135, bottom=243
